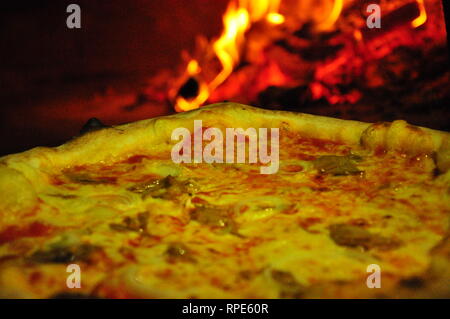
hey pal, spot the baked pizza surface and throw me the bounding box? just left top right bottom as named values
left=0, top=103, right=449, bottom=298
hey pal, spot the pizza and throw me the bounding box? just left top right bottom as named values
left=0, top=102, right=449, bottom=298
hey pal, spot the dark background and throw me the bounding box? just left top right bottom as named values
left=0, top=0, right=228, bottom=156
left=0, top=0, right=227, bottom=97
left=0, top=0, right=449, bottom=156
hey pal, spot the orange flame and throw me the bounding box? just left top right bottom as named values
left=317, top=0, right=343, bottom=31
left=174, top=59, right=210, bottom=112
left=411, top=0, right=427, bottom=28
left=210, top=3, right=249, bottom=93
left=174, top=0, right=284, bottom=112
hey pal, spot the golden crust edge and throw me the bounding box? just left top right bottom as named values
left=1, top=102, right=448, bottom=169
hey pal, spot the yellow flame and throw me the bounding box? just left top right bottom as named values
left=175, top=0, right=283, bottom=112
left=172, top=58, right=207, bottom=112
left=411, top=0, right=427, bottom=28
left=244, top=0, right=282, bottom=22
left=267, top=13, right=285, bottom=24
left=210, top=4, right=249, bottom=91
left=186, top=59, right=200, bottom=74
left=174, top=78, right=209, bottom=112
left=317, top=0, right=343, bottom=30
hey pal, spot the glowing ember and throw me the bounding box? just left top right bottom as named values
left=172, top=0, right=284, bottom=112
left=168, top=0, right=439, bottom=113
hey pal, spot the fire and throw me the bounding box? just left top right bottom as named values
left=174, top=59, right=209, bottom=112
left=317, top=0, right=344, bottom=31
left=210, top=3, right=249, bottom=95
left=411, top=0, right=427, bottom=28
left=170, top=0, right=435, bottom=112
left=267, top=12, right=285, bottom=25
left=173, top=0, right=284, bottom=112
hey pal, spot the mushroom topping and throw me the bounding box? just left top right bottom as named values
left=313, top=155, right=363, bottom=176
left=329, top=223, right=401, bottom=250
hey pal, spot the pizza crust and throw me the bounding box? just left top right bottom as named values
left=0, top=167, right=38, bottom=225
left=1, top=102, right=448, bottom=169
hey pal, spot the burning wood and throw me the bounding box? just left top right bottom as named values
left=169, top=0, right=285, bottom=111
left=143, top=0, right=448, bottom=127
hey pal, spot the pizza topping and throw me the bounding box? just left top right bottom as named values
left=190, top=205, right=238, bottom=234
left=29, top=242, right=98, bottom=264
left=398, top=276, right=426, bottom=289
left=313, top=155, right=363, bottom=176
left=234, top=196, right=291, bottom=222
left=271, top=270, right=306, bottom=298
left=0, top=222, right=54, bottom=245
left=165, top=243, right=195, bottom=263
left=238, top=269, right=260, bottom=280
left=329, top=224, right=402, bottom=250
left=109, top=212, right=149, bottom=235
left=128, top=175, right=196, bottom=199
left=64, top=172, right=117, bottom=185
left=124, top=155, right=151, bottom=164
left=127, top=177, right=169, bottom=194
left=46, top=193, right=78, bottom=199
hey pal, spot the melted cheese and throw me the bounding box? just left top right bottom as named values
left=0, top=134, right=448, bottom=298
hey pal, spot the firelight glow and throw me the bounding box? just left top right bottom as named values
left=411, top=0, right=427, bottom=28
left=173, top=0, right=283, bottom=112
left=317, top=0, right=343, bottom=30
left=267, top=12, right=285, bottom=24
left=172, top=0, right=430, bottom=113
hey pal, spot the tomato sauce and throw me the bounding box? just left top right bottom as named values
left=0, top=221, right=53, bottom=244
